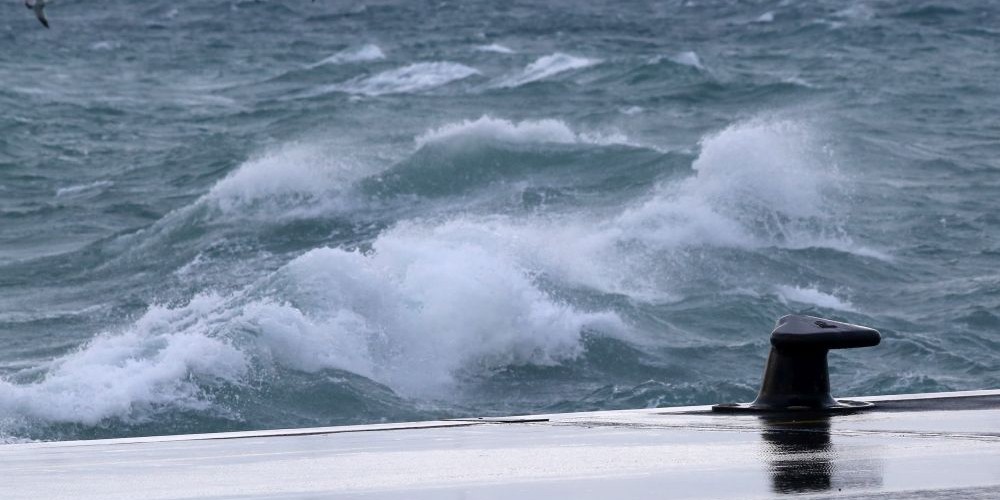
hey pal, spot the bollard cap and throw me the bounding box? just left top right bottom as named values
left=771, top=315, right=881, bottom=350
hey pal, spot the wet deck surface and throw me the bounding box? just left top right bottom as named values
left=4, top=390, right=999, bottom=499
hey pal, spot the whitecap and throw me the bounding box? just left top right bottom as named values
left=308, top=44, right=386, bottom=68
left=414, top=115, right=645, bottom=151
left=668, top=51, right=704, bottom=70
left=495, top=53, right=600, bottom=88
left=328, top=62, right=480, bottom=96
left=89, top=41, right=120, bottom=51
left=755, top=11, right=775, bottom=23
left=475, top=43, right=515, bottom=54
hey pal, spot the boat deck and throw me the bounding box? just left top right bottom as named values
left=4, top=390, right=999, bottom=499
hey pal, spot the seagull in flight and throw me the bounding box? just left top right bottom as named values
left=25, top=0, right=48, bottom=29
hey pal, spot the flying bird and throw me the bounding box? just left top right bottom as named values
left=25, top=0, right=48, bottom=29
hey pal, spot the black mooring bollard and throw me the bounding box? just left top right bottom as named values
left=713, top=315, right=881, bottom=413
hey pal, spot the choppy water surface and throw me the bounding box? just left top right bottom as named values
left=1, top=0, right=998, bottom=442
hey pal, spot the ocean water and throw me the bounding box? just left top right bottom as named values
left=1, top=0, right=998, bottom=442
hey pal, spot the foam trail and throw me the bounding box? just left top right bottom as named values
left=329, top=62, right=480, bottom=96
left=414, top=115, right=632, bottom=148
left=55, top=180, right=113, bottom=197
left=496, top=53, right=600, bottom=88
left=308, top=44, right=385, bottom=68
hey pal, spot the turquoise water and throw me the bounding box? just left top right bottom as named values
left=1, top=0, right=998, bottom=442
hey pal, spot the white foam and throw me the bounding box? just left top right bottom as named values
left=259, top=233, right=624, bottom=395
left=377, top=216, right=676, bottom=304
left=776, top=285, right=856, bottom=311
left=496, top=53, right=600, bottom=88
left=0, top=294, right=247, bottom=426
left=475, top=43, right=515, bottom=54
left=331, top=62, right=480, bottom=96
left=55, top=180, right=113, bottom=197
left=414, top=115, right=633, bottom=149
left=617, top=118, right=857, bottom=251
left=0, top=221, right=625, bottom=425
left=308, top=44, right=386, bottom=68
left=400, top=116, right=876, bottom=301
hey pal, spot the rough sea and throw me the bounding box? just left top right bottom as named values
left=1, top=0, right=998, bottom=443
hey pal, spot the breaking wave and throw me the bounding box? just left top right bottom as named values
left=0, top=115, right=883, bottom=437
left=0, top=224, right=624, bottom=429
left=205, top=141, right=372, bottom=215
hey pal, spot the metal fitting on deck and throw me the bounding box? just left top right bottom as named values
left=713, top=315, right=881, bottom=413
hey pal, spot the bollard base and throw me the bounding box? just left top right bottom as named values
left=711, top=400, right=875, bottom=413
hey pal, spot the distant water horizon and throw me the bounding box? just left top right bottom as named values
left=1, top=0, right=998, bottom=442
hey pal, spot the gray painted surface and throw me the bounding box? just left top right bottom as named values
left=4, top=390, right=999, bottom=499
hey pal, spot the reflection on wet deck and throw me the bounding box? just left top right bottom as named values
left=759, top=415, right=884, bottom=494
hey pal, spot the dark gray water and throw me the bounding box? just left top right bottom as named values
left=1, top=0, right=998, bottom=442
